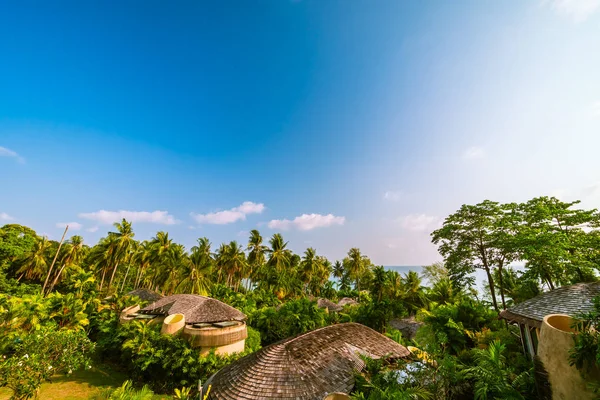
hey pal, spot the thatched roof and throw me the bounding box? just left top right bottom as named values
left=337, top=297, right=358, bottom=307
left=389, top=317, right=423, bottom=340
left=126, top=288, right=163, bottom=303
left=139, top=294, right=246, bottom=324
left=500, top=282, right=600, bottom=328
left=317, top=298, right=343, bottom=313
left=204, top=322, right=410, bottom=400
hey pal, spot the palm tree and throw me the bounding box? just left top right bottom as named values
left=106, top=219, right=136, bottom=292
left=148, top=231, right=175, bottom=291
left=47, top=235, right=85, bottom=293
left=343, top=248, right=369, bottom=291
left=300, top=248, right=319, bottom=294
left=16, top=237, right=51, bottom=281
left=247, top=230, right=268, bottom=289
left=176, top=238, right=212, bottom=295
left=266, top=233, right=291, bottom=273
left=132, top=241, right=152, bottom=289
left=225, top=241, right=247, bottom=291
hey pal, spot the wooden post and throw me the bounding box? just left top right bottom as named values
left=42, top=225, right=69, bottom=296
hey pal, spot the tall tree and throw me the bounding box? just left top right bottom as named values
left=176, top=238, right=212, bottom=295
left=343, top=248, right=371, bottom=292
left=47, top=235, right=85, bottom=293
left=432, top=200, right=516, bottom=312
left=16, top=237, right=51, bottom=281
left=106, top=219, right=136, bottom=292
left=247, top=229, right=268, bottom=289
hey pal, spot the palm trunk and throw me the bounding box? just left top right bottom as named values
left=48, top=263, right=67, bottom=293
left=108, top=262, right=120, bottom=292
left=99, top=267, right=107, bottom=291
left=120, top=265, right=131, bottom=293
left=42, top=225, right=68, bottom=296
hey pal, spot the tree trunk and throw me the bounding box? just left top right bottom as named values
left=99, top=267, right=107, bottom=291
left=485, top=267, right=499, bottom=312
left=120, top=265, right=131, bottom=293
left=42, top=225, right=68, bottom=296
left=497, top=264, right=507, bottom=310
left=108, top=262, right=120, bottom=292
left=48, top=263, right=67, bottom=293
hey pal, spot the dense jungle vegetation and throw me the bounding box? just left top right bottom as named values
left=2, top=196, right=600, bottom=399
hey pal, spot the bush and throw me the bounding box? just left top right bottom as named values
left=249, top=298, right=328, bottom=345
left=0, top=327, right=94, bottom=400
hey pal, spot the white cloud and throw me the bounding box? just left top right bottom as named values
left=0, top=212, right=14, bottom=221
left=86, top=226, right=99, bottom=233
left=462, top=146, right=485, bottom=160
left=592, top=101, right=600, bottom=116
left=548, top=0, right=600, bottom=22
left=398, top=214, right=441, bottom=232
left=383, top=191, right=402, bottom=201
left=0, top=146, right=25, bottom=163
left=191, top=201, right=265, bottom=225
left=79, top=210, right=179, bottom=225
left=268, top=213, right=345, bottom=231
left=56, top=222, right=83, bottom=231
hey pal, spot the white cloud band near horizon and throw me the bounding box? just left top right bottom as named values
left=398, top=214, right=441, bottom=232
left=56, top=222, right=83, bottom=231
left=549, top=0, right=600, bottom=22
left=268, top=213, right=345, bottom=231
left=79, top=210, right=179, bottom=225
left=0, top=146, right=25, bottom=164
left=462, top=146, right=485, bottom=160
left=191, top=201, right=265, bottom=224
left=0, top=212, right=14, bottom=221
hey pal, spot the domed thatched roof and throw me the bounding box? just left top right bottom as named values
left=139, top=294, right=246, bottom=324
left=500, top=282, right=600, bottom=328
left=126, top=288, right=163, bottom=303
left=317, top=298, right=343, bottom=313
left=337, top=297, right=359, bottom=307
left=204, top=322, right=410, bottom=400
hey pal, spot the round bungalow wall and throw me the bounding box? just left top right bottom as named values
left=182, top=321, right=247, bottom=355
left=538, top=314, right=594, bottom=400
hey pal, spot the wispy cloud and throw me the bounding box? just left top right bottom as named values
left=0, top=212, right=14, bottom=221
left=0, top=146, right=25, bottom=164
left=462, top=146, right=485, bottom=160
left=56, top=222, right=83, bottom=231
left=398, top=214, right=441, bottom=232
left=86, top=226, right=99, bottom=233
left=547, top=0, right=600, bottom=22
left=191, top=201, right=265, bottom=224
left=79, top=210, right=179, bottom=225
left=383, top=191, right=402, bottom=201
left=268, top=213, right=345, bottom=231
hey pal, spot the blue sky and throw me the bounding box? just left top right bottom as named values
left=1, top=0, right=600, bottom=265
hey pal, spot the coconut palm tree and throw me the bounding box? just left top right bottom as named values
left=176, top=238, right=212, bottom=295
left=16, top=237, right=51, bottom=281
left=300, top=248, right=319, bottom=293
left=106, top=219, right=136, bottom=292
left=132, top=240, right=152, bottom=289
left=343, top=248, right=369, bottom=291
left=266, top=233, right=291, bottom=273
left=247, top=229, right=268, bottom=289
left=225, top=240, right=247, bottom=291
left=47, top=235, right=85, bottom=293
left=148, top=231, right=176, bottom=292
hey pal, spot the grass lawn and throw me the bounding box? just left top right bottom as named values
left=0, top=363, right=169, bottom=400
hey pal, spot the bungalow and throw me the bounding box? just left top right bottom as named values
left=202, top=322, right=410, bottom=400
left=121, top=294, right=248, bottom=356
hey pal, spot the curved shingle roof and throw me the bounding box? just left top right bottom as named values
left=204, top=322, right=410, bottom=400
left=126, top=288, right=163, bottom=303
left=139, top=294, right=246, bottom=324
left=500, top=282, right=600, bottom=328
left=317, top=298, right=343, bottom=313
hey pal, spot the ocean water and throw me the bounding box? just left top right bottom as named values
left=384, top=265, right=491, bottom=291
